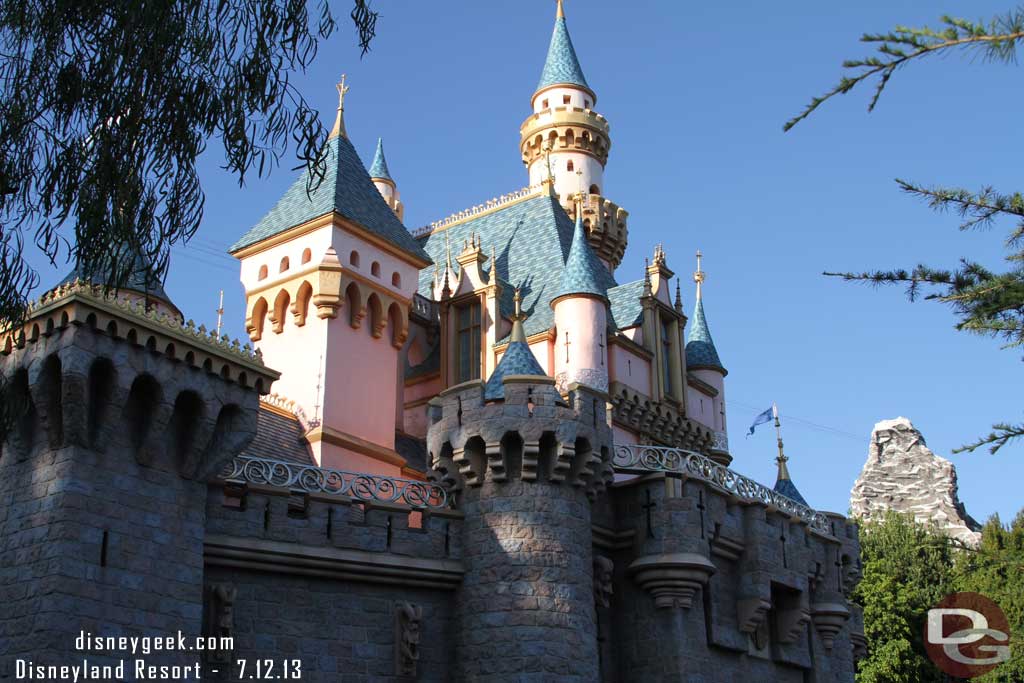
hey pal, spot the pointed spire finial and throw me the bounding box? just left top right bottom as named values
left=773, top=402, right=791, bottom=479
left=674, top=278, right=683, bottom=313
left=510, top=287, right=528, bottom=343
left=556, top=0, right=565, bottom=19
left=330, top=74, right=350, bottom=139
left=693, top=249, right=705, bottom=300
left=642, top=258, right=652, bottom=297
left=445, top=231, right=452, bottom=268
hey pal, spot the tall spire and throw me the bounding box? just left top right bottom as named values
left=552, top=209, right=607, bottom=304
left=368, top=137, right=392, bottom=181
left=536, top=0, right=591, bottom=95
left=329, top=74, right=349, bottom=139
left=485, top=288, right=547, bottom=400
left=685, top=250, right=725, bottom=373
left=772, top=404, right=809, bottom=506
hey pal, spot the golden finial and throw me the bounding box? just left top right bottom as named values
left=773, top=403, right=791, bottom=479
left=556, top=0, right=565, bottom=19
left=514, top=288, right=523, bottom=319
left=693, top=249, right=705, bottom=300
left=329, top=74, right=350, bottom=139
left=510, top=287, right=528, bottom=343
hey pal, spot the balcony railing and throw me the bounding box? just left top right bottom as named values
left=612, top=444, right=831, bottom=534
left=223, top=456, right=450, bottom=510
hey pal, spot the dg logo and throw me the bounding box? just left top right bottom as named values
left=925, top=592, right=1011, bottom=678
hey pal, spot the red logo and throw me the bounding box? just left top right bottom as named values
left=924, top=592, right=1011, bottom=678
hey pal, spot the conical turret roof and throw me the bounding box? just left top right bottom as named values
left=484, top=291, right=547, bottom=400
left=368, top=137, right=392, bottom=181
left=774, top=456, right=810, bottom=507
left=685, top=297, right=725, bottom=373
left=536, top=1, right=590, bottom=94
left=552, top=212, right=607, bottom=303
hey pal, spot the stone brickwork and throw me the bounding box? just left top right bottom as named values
left=1, top=285, right=863, bottom=683
left=0, top=287, right=275, bottom=676
left=427, top=376, right=614, bottom=682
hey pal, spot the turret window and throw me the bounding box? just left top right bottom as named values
left=542, top=98, right=549, bottom=109
left=455, top=301, right=482, bottom=383
left=566, top=160, right=574, bottom=172
left=563, top=95, right=571, bottom=105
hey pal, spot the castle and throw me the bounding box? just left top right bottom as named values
left=0, top=2, right=865, bottom=681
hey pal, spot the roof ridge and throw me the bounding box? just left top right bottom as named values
left=412, top=183, right=549, bottom=238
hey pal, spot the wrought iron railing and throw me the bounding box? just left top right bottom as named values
left=612, top=444, right=831, bottom=534
left=223, top=456, right=450, bottom=510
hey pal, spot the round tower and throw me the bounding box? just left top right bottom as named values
left=551, top=206, right=610, bottom=394
left=685, top=251, right=730, bottom=461
left=521, top=1, right=608, bottom=201
left=368, top=137, right=404, bottom=221
left=426, top=297, right=613, bottom=681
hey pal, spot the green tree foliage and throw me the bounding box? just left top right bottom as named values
left=954, top=511, right=1024, bottom=681
left=0, top=0, right=379, bottom=327
left=786, top=10, right=1024, bottom=454
left=853, top=510, right=1024, bottom=682
left=853, top=512, right=954, bottom=682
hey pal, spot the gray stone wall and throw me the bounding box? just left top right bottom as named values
left=203, top=566, right=455, bottom=683
left=0, top=312, right=264, bottom=677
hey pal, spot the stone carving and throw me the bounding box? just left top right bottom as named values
left=737, top=597, right=771, bottom=634
left=593, top=555, right=614, bottom=608
left=206, top=583, right=237, bottom=663
left=395, top=601, right=423, bottom=677
left=628, top=552, right=716, bottom=609
left=810, top=603, right=850, bottom=651
left=851, top=417, right=981, bottom=546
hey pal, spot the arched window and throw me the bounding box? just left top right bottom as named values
left=279, top=256, right=290, bottom=273
left=301, top=248, right=312, bottom=265
left=345, top=283, right=363, bottom=329
left=294, top=281, right=313, bottom=326
left=589, top=184, right=600, bottom=195
left=391, top=272, right=401, bottom=288
left=562, top=95, right=571, bottom=105
left=367, top=293, right=384, bottom=338
left=566, top=160, right=574, bottom=172
left=565, top=129, right=575, bottom=147
left=257, top=265, right=268, bottom=281
left=249, top=297, right=268, bottom=341
left=349, top=250, right=360, bottom=267
left=371, top=261, right=381, bottom=277
left=388, top=302, right=406, bottom=348
left=272, top=289, right=290, bottom=334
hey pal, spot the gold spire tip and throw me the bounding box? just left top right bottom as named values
left=556, top=0, right=565, bottom=19
left=329, top=74, right=350, bottom=139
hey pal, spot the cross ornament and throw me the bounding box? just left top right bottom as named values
left=598, top=333, right=605, bottom=366
left=336, top=74, right=349, bottom=109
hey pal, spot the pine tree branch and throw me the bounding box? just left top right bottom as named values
left=954, top=421, right=1024, bottom=455
left=785, top=11, right=1024, bottom=131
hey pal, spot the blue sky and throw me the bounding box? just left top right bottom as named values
left=30, top=1, right=1022, bottom=521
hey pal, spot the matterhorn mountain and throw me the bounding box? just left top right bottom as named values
left=850, top=417, right=982, bottom=546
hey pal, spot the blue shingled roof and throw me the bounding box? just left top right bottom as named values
left=60, top=248, right=174, bottom=307
left=537, top=15, right=589, bottom=93
left=553, top=213, right=608, bottom=303
left=774, top=476, right=809, bottom=507
left=416, top=194, right=617, bottom=341
left=484, top=340, right=547, bottom=400
left=686, top=297, right=725, bottom=372
left=607, top=279, right=645, bottom=329
left=368, top=137, right=392, bottom=181
left=230, top=135, right=428, bottom=263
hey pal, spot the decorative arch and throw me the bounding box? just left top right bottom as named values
left=258, top=264, right=268, bottom=281
left=271, top=289, right=290, bottom=333
left=301, top=248, right=312, bottom=265
left=87, top=358, right=116, bottom=448
left=388, top=302, right=407, bottom=348
left=247, top=297, right=268, bottom=341
left=279, top=256, right=290, bottom=273
left=367, top=293, right=385, bottom=338
left=565, top=128, right=575, bottom=147
left=391, top=272, right=402, bottom=288
left=345, top=282, right=365, bottom=329
left=292, top=280, right=313, bottom=327
left=123, top=373, right=162, bottom=462
left=371, top=261, right=381, bottom=277
left=349, top=250, right=360, bottom=267
left=589, top=184, right=600, bottom=195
